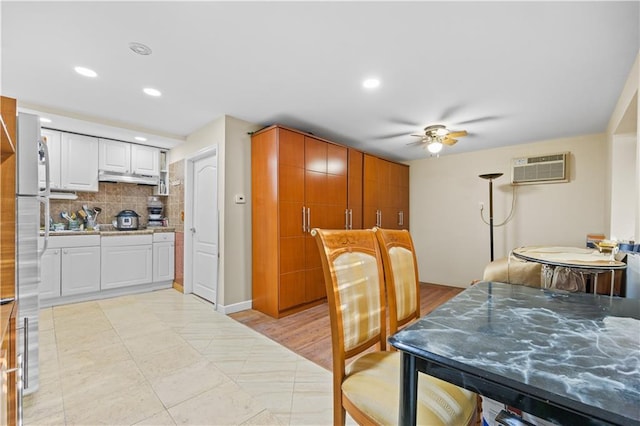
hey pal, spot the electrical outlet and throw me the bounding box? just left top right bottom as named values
left=479, top=202, right=484, bottom=210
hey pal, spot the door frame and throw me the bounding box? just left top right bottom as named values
left=183, top=145, right=218, bottom=301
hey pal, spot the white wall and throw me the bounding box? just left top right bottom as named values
left=221, top=116, right=261, bottom=306
left=610, top=134, right=637, bottom=241
left=168, top=115, right=260, bottom=310
left=408, top=134, right=607, bottom=288
left=607, top=52, right=639, bottom=242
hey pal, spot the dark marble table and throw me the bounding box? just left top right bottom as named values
left=388, top=281, right=640, bottom=426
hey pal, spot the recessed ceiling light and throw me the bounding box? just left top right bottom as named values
left=74, top=66, right=98, bottom=78
left=134, top=136, right=147, bottom=142
left=39, top=117, right=52, bottom=123
left=143, top=87, right=162, bottom=97
left=362, top=78, right=381, bottom=89
left=129, top=42, right=152, bottom=56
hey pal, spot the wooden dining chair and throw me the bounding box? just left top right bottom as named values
left=312, top=228, right=478, bottom=426
left=373, top=227, right=421, bottom=333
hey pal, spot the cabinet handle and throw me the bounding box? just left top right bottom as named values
left=15, top=317, right=28, bottom=390
left=345, top=209, right=349, bottom=230
left=398, top=211, right=403, bottom=226
left=302, top=207, right=306, bottom=233
left=349, top=209, right=353, bottom=230
left=307, top=208, right=311, bottom=233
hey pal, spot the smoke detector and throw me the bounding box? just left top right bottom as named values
left=129, top=42, right=152, bottom=56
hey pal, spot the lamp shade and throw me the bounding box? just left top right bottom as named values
left=427, top=141, right=443, bottom=153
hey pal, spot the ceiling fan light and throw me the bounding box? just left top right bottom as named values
left=435, top=127, right=449, bottom=136
left=427, top=141, right=443, bottom=153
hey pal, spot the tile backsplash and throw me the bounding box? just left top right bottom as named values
left=49, top=182, right=166, bottom=228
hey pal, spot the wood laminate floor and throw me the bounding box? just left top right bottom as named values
left=230, top=283, right=464, bottom=371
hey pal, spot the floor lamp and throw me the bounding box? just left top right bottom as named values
left=479, top=173, right=503, bottom=262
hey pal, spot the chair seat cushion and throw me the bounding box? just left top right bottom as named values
left=343, top=351, right=477, bottom=426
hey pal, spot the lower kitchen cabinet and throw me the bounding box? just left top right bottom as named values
left=40, top=248, right=61, bottom=299
left=101, top=235, right=153, bottom=289
left=153, top=232, right=175, bottom=283
left=40, top=235, right=101, bottom=301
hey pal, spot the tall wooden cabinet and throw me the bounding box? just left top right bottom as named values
left=252, top=126, right=348, bottom=318
left=0, top=96, right=18, bottom=426
left=347, top=148, right=363, bottom=230
left=363, top=154, right=409, bottom=230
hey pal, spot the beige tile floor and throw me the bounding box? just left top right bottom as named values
left=24, top=289, right=354, bottom=425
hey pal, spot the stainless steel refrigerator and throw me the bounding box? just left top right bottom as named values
left=16, top=112, right=50, bottom=395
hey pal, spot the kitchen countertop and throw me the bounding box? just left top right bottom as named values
left=41, top=226, right=175, bottom=236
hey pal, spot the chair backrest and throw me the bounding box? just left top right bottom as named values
left=311, top=228, right=387, bottom=361
left=374, top=227, right=420, bottom=333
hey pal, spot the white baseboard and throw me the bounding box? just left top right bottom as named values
left=217, top=299, right=252, bottom=315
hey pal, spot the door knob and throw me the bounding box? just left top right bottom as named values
left=190, top=227, right=196, bottom=233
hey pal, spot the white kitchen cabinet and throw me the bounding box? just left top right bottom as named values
left=61, top=246, right=101, bottom=296
left=61, top=133, right=99, bottom=191
left=153, top=232, right=175, bottom=282
left=99, top=140, right=159, bottom=177
left=40, top=248, right=61, bottom=299
left=131, top=145, right=160, bottom=176
left=99, top=139, right=130, bottom=174
left=39, top=235, right=101, bottom=301
left=101, top=235, right=153, bottom=289
left=40, top=130, right=99, bottom=192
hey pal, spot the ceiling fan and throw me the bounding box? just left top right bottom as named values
left=407, top=124, right=468, bottom=154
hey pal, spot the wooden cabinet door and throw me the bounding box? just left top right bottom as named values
left=398, top=164, right=410, bottom=229
left=304, top=137, right=347, bottom=303
left=363, top=154, right=380, bottom=228
left=347, top=148, right=363, bottom=229
left=278, top=130, right=307, bottom=311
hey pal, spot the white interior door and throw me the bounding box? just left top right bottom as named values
left=191, top=154, right=218, bottom=304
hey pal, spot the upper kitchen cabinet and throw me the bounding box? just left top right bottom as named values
left=61, top=133, right=99, bottom=192
left=99, top=139, right=130, bottom=174
left=41, top=129, right=99, bottom=192
left=99, top=140, right=160, bottom=177
left=131, top=144, right=159, bottom=176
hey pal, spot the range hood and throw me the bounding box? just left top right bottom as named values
left=98, top=170, right=159, bottom=186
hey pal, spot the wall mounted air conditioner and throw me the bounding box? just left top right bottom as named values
left=511, top=152, right=569, bottom=184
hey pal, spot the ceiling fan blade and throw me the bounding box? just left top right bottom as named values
left=442, top=137, right=458, bottom=146
left=410, top=134, right=425, bottom=137
left=447, top=130, right=467, bottom=138
left=406, top=141, right=425, bottom=147
left=375, top=131, right=413, bottom=140
left=456, top=115, right=501, bottom=125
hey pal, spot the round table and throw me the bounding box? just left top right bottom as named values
left=511, top=246, right=627, bottom=296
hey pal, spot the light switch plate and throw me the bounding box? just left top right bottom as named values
left=235, top=194, right=246, bottom=204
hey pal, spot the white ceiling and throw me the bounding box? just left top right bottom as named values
left=1, top=1, right=638, bottom=161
